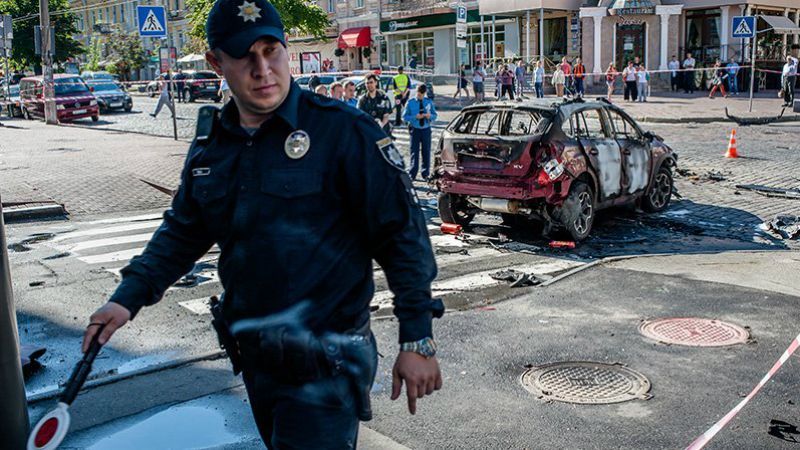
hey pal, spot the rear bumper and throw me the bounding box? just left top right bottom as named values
left=439, top=175, right=571, bottom=206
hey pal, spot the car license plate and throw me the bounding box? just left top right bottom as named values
left=73, top=109, right=87, bottom=115
left=110, top=102, right=122, bottom=107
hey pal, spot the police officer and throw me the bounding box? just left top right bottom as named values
left=81, top=0, right=444, bottom=447
left=392, top=66, right=411, bottom=126
left=358, top=73, right=393, bottom=136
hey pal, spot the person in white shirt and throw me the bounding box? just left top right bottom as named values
left=472, top=61, right=486, bottom=102
left=668, top=55, right=680, bottom=92
left=683, top=52, right=696, bottom=93
left=781, top=55, right=798, bottom=107
left=636, top=66, right=648, bottom=102
left=621, top=61, right=638, bottom=102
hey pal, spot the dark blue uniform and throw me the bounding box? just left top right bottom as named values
left=108, top=83, right=442, bottom=447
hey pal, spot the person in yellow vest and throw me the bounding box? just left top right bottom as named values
left=392, top=65, right=411, bottom=126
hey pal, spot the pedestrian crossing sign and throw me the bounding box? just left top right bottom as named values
left=732, top=16, right=756, bottom=39
left=137, top=6, right=167, bottom=38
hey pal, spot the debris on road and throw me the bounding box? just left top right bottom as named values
left=764, top=215, right=800, bottom=240
left=435, top=246, right=469, bottom=255
left=140, top=178, right=177, bottom=197
left=441, top=223, right=463, bottom=235
left=735, top=184, right=800, bottom=200
left=725, top=106, right=786, bottom=126
left=20, top=344, right=47, bottom=379
left=549, top=241, right=576, bottom=249
left=29, top=281, right=45, bottom=287
left=489, top=269, right=547, bottom=287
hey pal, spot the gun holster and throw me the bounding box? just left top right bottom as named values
left=209, top=295, right=243, bottom=375
left=320, top=325, right=376, bottom=422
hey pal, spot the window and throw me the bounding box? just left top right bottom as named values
left=543, top=17, right=567, bottom=59
left=581, top=109, right=606, bottom=139
left=685, top=9, right=721, bottom=63
left=355, top=0, right=364, bottom=8
left=506, top=111, right=543, bottom=136
left=454, top=111, right=501, bottom=135
left=607, top=110, right=640, bottom=140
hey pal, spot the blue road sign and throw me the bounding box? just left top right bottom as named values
left=732, top=16, right=756, bottom=39
left=137, top=6, right=167, bottom=38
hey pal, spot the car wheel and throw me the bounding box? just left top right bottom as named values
left=185, top=90, right=194, bottom=102
left=438, top=193, right=475, bottom=226
left=91, top=115, right=99, bottom=122
left=642, top=166, right=673, bottom=213
left=124, top=103, right=133, bottom=112
left=559, top=181, right=595, bottom=242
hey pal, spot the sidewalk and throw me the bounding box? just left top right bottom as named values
left=433, top=88, right=799, bottom=124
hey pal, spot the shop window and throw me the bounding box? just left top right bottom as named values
left=685, top=9, right=721, bottom=64
left=543, top=17, right=567, bottom=59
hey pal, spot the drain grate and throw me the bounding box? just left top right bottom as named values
left=521, top=362, right=651, bottom=404
left=639, top=318, right=749, bottom=347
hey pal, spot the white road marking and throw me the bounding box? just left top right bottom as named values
left=52, top=220, right=162, bottom=242
left=58, top=232, right=155, bottom=252
left=78, top=247, right=147, bottom=265
left=178, top=298, right=212, bottom=315
left=86, top=213, right=164, bottom=225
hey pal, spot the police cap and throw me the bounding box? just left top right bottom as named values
left=206, top=0, right=286, bottom=59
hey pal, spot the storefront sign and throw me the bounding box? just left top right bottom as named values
left=456, top=22, right=467, bottom=38
left=159, top=46, right=177, bottom=73
left=381, top=9, right=483, bottom=33
left=612, top=7, right=654, bottom=15
left=301, top=52, right=321, bottom=74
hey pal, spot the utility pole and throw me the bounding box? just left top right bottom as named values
left=40, top=0, right=57, bottom=124
left=0, top=199, right=30, bottom=450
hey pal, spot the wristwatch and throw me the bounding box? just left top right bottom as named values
left=400, top=337, right=437, bottom=358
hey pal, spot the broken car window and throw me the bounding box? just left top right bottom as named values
left=581, top=109, right=607, bottom=139
left=506, top=111, right=544, bottom=136
left=453, top=111, right=500, bottom=135
left=608, top=110, right=641, bottom=140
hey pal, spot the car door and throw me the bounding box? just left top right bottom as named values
left=606, top=109, right=651, bottom=195
left=571, top=108, right=623, bottom=200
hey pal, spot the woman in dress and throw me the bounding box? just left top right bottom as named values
left=605, top=62, right=617, bottom=101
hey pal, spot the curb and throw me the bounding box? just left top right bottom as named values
left=2, top=203, right=66, bottom=223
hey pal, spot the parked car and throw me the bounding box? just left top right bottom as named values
left=146, top=73, right=169, bottom=97
left=88, top=81, right=132, bottom=112
left=181, top=70, right=221, bottom=102
left=294, top=74, right=342, bottom=91
left=2, top=84, right=22, bottom=117
left=19, top=74, right=99, bottom=123
left=434, top=98, right=677, bottom=241
left=80, top=71, right=115, bottom=82
left=338, top=74, right=432, bottom=99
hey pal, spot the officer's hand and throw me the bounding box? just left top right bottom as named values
left=391, top=352, right=442, bottom=415
left=82, top=302, right=131, bottom=353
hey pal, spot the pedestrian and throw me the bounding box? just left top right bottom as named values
left=392, top=66, right=411, bottom=126
left=552, top=65, right=565, bottom=98
left=308, top=70, right=321, bottom=91
left=150, top=74, right=175, bottom=118
left=315, top=84, right=328, bottom=96
left=622, top=61, right=638, bottom=102
left=605, top=62, right=617, bottom=101
left=218, top=76, right=232, bottom=104
left=409, top=55, right=418, bottom=70
left=358, top=73, right=393, bottom=136
left=83, top=1, right=443, bottom=448
left=329, top=81, right=344, bottom=100
left=633, top=56, right=641, bottom=68
left=708, top=59, right=728, bottom=99
left=500, top=64, right=515, bottom=100
left=636, top=65, right=649, bottom=102
left=573, top=57, right=586, bottom=98
left=726, top=57, right=740, bottom=95
left=472, top=61, right=486, bottom=102
left=668, top=55, right=680, bottom=92
left=453, top=64, right=470, bottom=99
left=494, top=63, right=503, bottom=98
left=533, top=60, right=545, bottom=98
left=403, top=83, right=437, bottom=180
left=559, top=56, right=572, bottom=97
left=683, top=52, right=696, bottom=93
left=515, top=60, right=528, bottom=98
left=780, top=54, right=798, bottom=107
left=343, top=80, right=358, bottom=108
left=173, top=69, right=186, bottom=102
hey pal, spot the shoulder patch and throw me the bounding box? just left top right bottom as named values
left=377, top=137, right=406, bottom=171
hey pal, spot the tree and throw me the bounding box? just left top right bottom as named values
left=0, top=0, right=83, bottom=70
left=107, top=31, right=145, bottom=81
left=83, top=35, right=101, bottom=72
left=185, top=0, right=330, bottom=51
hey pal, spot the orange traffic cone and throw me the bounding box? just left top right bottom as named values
left=725, top=129, right=739, bottom=158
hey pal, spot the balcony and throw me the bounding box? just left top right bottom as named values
left=383, top=0, right=450, bottom=13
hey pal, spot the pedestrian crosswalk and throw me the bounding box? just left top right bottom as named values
left=27, top=199, right=583, bottom=317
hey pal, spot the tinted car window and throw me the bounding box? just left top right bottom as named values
left=607, top=110, right=640, bottom=139
left=193, top=72, right=219, bottom=79
left=55, top=77, right=89, bottom=95
left=91, top=83, right=119, bottom=92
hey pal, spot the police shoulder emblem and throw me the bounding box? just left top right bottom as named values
left=376, top=137, right=405, bottom=171
left=285, top=130, right=311, bottom=159
left=237, top=0, right=262, bottom=22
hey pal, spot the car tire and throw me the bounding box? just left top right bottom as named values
left=642, top=166, right=673, bottom=213
left=185, top=89, right=194, bottom=102
left=558, top=181, right=595, bottom=242
left=438, top=193, right=475, bottom=226
left=124, top=104, right=132, bottom=112
left=91, top=115, right=99, bottom=122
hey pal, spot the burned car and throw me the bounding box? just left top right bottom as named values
left=434, top=99, right=677, bottom=241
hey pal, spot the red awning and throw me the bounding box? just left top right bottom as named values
left=338, top=27, right=371, bottom=49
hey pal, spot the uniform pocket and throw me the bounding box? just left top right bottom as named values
left=258, top=170, right=326, bottom=238
left=190, top=175, right=230, bottom=236
left=260, top=170, right=322, bottom=199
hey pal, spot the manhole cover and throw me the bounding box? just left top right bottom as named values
left=520, top=362, right=651, bottom=404
left=639, top=318, right=749, bottom=347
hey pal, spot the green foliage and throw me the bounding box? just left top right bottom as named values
left=83, top=35, right=101, bottom=71
left=107, top=31, right=145, bottom=80
left=185, top=0, right=330, bottom=50
left=0, top=0, right=84, bottom=69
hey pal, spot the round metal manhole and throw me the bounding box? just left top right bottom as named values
left=520, top=362, right=652, bottom=404
left=639, top=318, right=749, bottom=347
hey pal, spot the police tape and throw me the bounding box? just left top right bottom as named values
left=685, top=332, right=800, bottom=450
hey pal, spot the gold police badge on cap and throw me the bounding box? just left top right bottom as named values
left=285, top=130, right=311, bottom=159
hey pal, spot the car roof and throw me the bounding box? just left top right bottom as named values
left=459, top=98, right=620, bottom=117
left=20, top=74, right=85, bottom=82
